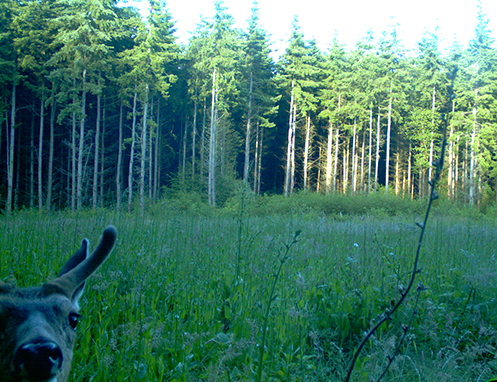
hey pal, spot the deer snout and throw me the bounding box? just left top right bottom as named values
left=14, top=341, right=63, bottom=381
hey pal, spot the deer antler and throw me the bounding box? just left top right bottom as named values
left=47, top=226, right=117, bottom=298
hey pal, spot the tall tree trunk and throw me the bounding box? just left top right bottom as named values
left=181, top=117, right=187, bottom=184
left=333, top=127, right=339, bottom=193
left=325, top=121, right=333, bottom=193
left=76, top=69, right=87, bottom=210
left=30, top=117, right=34, bottom=208
left=38, top=95, right=45, bottom=210
left=148, top=98, right=153, bottom=200
left=100, top=97, right=106, bottom=207
left=244, top=72, right=253, bottom=183
left=408, top=143, right=412, bottom=199
left=192, top=93, right=197, bottom=181
left=7, top=82, right=17, bottom=215
left=116, top=98, right=124, bottom=211
left=360, top=126, right=366, bottom=192
left=71, top=78, right=77, bottom=212
left=140, top=83, right=149, bottom=216
left=385, top=94, right=392, bottom=196
left=368, top=108, right=373, bottom=193
left=208, top=69, right=217, bottom=207
left=448, top=100, right=455, bottom=200
left=200, top=97, right=206, bottom=183
left=290, top=104, right=296, bottom=194
left=47, top=87, right=55, bottom=211
left=154, top=98, right=160, bottom=200
left=257, top=125, right=264, bottom=195
left=351, top=118, right=357, bottom=194
left=284, top=80, right=294, bottom=197
left=395, top=152, right=400, bottom=195
left=253, top=121, right=263, bottom=195
left=469, top=99, right=477, bottom=205
left=429, top=86, right=436, bottom=183
left=128, top=91, right=138, bottom=213
left=92, top=87, right=101, bottom=209
left=303, top=115, right=311, bottom=190
left=375, top=109, right=381, bottom=193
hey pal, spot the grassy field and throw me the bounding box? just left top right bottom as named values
left=2, top=204, right=497, bottom=381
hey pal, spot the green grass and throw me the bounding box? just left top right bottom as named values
left=2, top=206, right=497, bottom=381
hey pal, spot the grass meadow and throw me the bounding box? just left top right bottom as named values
left=2, top=196, right=497, bottom=381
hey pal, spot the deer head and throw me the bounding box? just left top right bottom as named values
left=0, top=226, right=117, bottom=382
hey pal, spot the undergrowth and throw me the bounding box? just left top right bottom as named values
left=1, top=210, right=497, bottom=381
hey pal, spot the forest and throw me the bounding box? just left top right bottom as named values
left=1, top=0, right=497, bottom=214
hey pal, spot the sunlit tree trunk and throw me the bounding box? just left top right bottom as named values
left=375, top=109, right=380, bottom=193
left=100, top=99, right=106, bottom=207
left=46, top=88, right=55, bottom=211
left=37, top=95, right=45, bottom=210
left=148, top=98, right=153, bottom=200
left=71, top=79, right=77, bottom=212
left=192, top=94, right=197, bottom=181
left=429, top=86, right=436, bottom=183
left=333, top=127, right=339, bottom=193
left=6, top=81, right=17, bottom=215
left=208, top=69, right=217, bottom=207
left=408, top=143, right=412, bottom=199
left=76, top=69, right=87, bottom=210
left=30, top=118, right=34, bottom=208
left=469, top=101, right=477, bottom=205
left=325, top=121, right=333, bottom=193
left=351, top=118, right=357, bottom=194
left=116, top=98, right=124, bottom=211
left=181, top=117, right=187, bottom=184
left=200, top=97, right=206, bottom=183
left=154, top=99, right=161, bottom=200
left=385, top=95, right=392, bottom=196
left=244, top=72, right=253, bottom=183
left=92, top=86, right=101, bottom=209
left=368, top=108, right=373, bottom=193
left=303, top=115, right=311, bottom=190
left=140, top=83, right=149, bottom=216
left=284, top=81, right=295, bottom=197
left=128, top=91, right=138, bottom=213
left=360, top=126, right=366, bottom=192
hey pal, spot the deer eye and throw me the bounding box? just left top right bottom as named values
left=69, top=313, right=81, bottom=329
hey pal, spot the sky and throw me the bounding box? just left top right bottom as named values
left=120, top=0, right=497, bottom=58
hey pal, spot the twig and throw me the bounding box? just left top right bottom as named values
left=345, top=69, right=456, bottom=382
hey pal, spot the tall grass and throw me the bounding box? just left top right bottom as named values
left=1, top=208, right=497, bottom=381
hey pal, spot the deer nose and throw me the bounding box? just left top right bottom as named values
left=14, top=341, right=63, bottom=380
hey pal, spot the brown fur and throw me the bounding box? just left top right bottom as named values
left=0, top=226, right=117, bottom=382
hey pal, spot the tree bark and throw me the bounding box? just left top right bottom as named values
left=76, top=69, right=87, bottom=210
left=92, top=88, right=101, bottom=209
left=128, top=91, right=138, bottom=213
left=116, top=98, right=124, bottom=211
left=38, top=95, right=45, bottom=210
left=192, top=93, right=197, bottom=181
left=368, top=108, right=372, bottom=193
left=7, top=82, right=16, bottom=215
left=243, top=72, right=253, bottom=183
left=208, top=69, right=217, bottom=207
left=303, top=115, right=311, bottom=190
left=284, top=80, right=294, bottom=197
left=325, top=121, right=333, bottom=193
left=385, top=95, right=392, bottom=195
left=46, top=87, right=55, bottom=211
left=140, top=83, right=149, bottom=216
left=375, top=109, right=380, bottom=193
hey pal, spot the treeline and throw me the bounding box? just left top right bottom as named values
left=1, top=0, right=496, bottom=214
